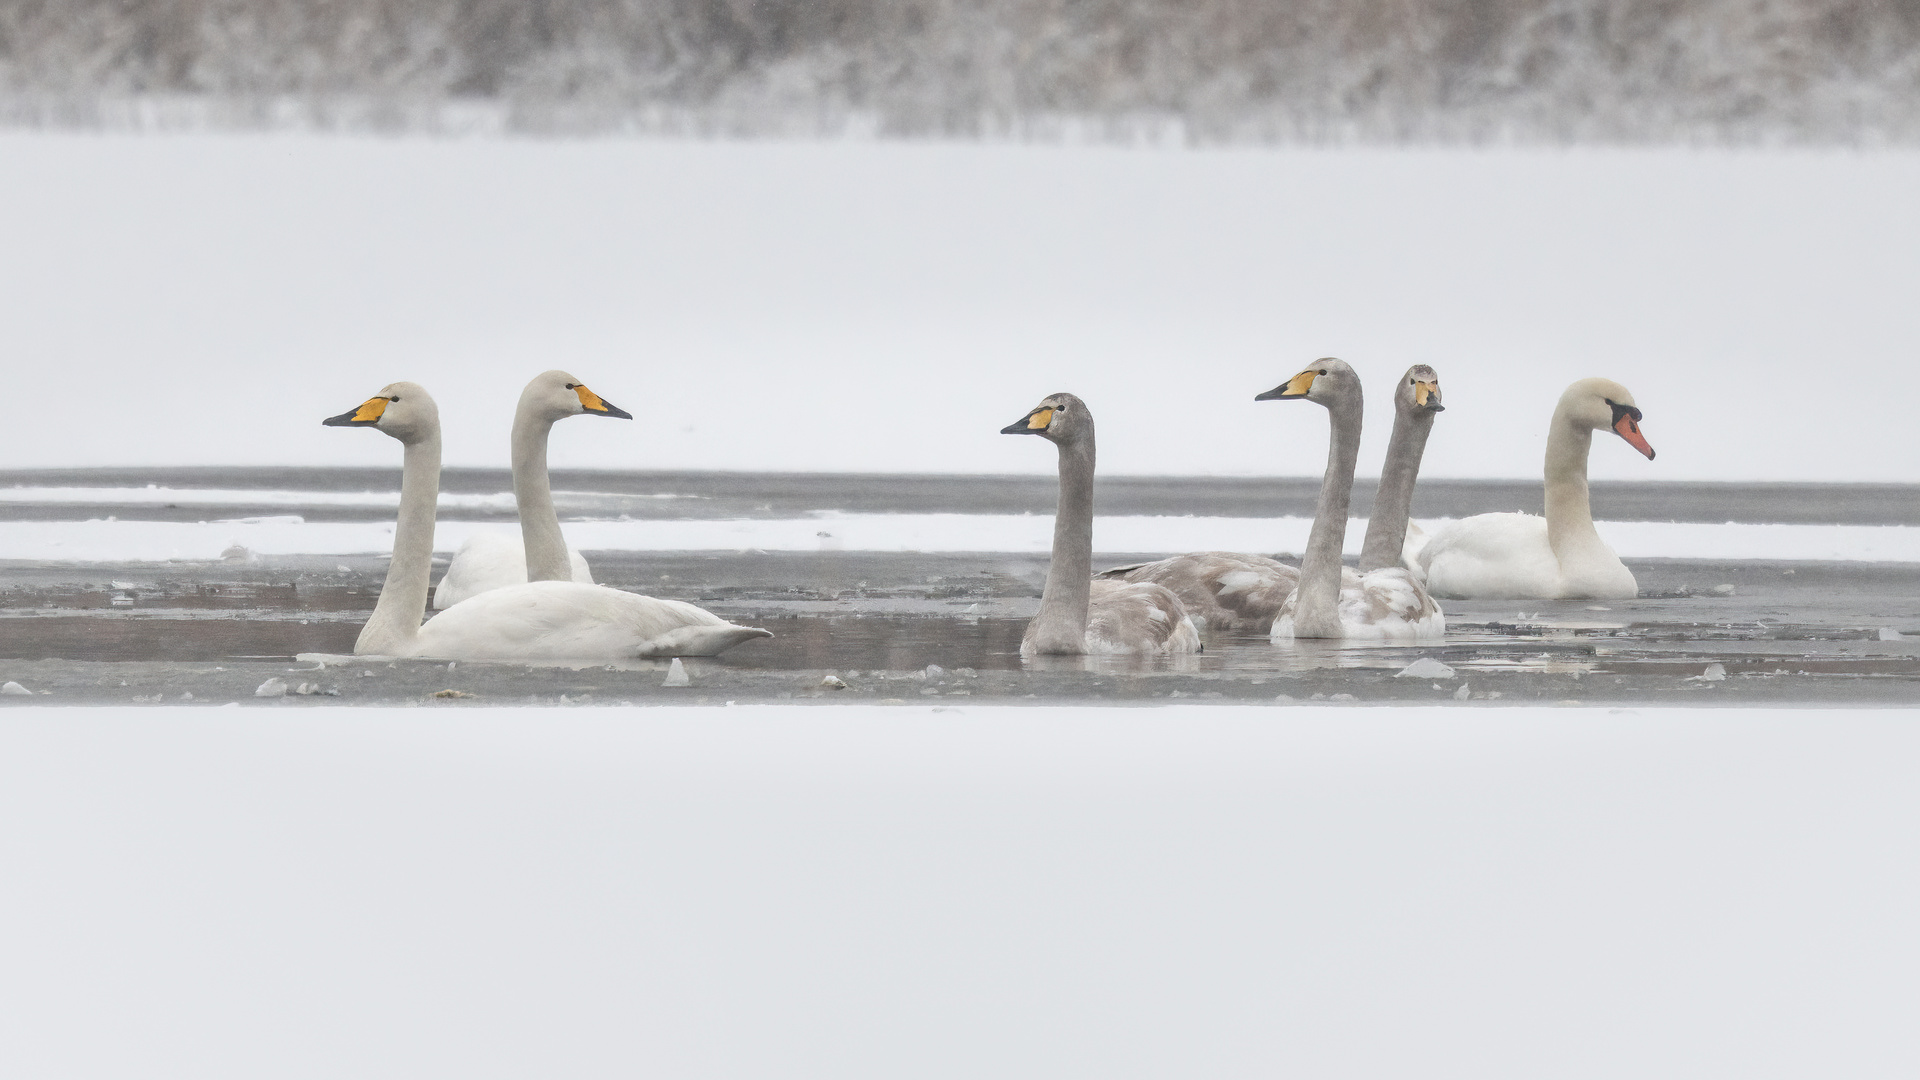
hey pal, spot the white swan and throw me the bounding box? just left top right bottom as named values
left=1002, top=394, right=1201, bottom=656
left=432, top=370, right=626, bottom=608
left=1260, top=359, right=1445, bottom=642
left=1412, top=377, right=1654, bottom=600
left=324, top=383, right=771, bottom=660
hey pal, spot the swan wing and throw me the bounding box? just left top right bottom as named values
left=1417, top=513, right=1561, bottom=600
left=433, top=532, right=596, bottom=609
left=1099, top=552, right=1297, bottom=633
left=413, top=580, right=768, bottom=660
left=1084, top=579, right=1202, bottom=655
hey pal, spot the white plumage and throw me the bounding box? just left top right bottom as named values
left=435, top=532, right=593, bottom=609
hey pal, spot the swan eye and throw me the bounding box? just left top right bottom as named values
left=389, top=396, right=400, bottom=402
left=565, top=383, right=577, bottom=390
left=1317, top=369, right=1328, bottom=375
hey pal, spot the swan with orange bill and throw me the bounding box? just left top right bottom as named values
left=1408, top=377, right=1655, bottom=600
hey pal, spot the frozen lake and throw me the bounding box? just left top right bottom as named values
left=4, top=703, right=1918, bottom=1077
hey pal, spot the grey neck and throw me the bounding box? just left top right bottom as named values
left=357, top=433, right=440, bottom=655
left=1028, top=437, right=1096, bottom=653
left=511, top=408, right=573, bottom=582
left=1358, top=405, right=1434, bottom=571
left=1293, top=394, right=1363, bottom=637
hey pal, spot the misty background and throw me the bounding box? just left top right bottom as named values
left=8, top=0, right=1920, bottom=143
left=1, top=2, right=1915, bottom=481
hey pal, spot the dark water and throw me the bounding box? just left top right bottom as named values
left=3, top=551, right=1918, bottom=706
left=4, top=468, right=1918, bottom=524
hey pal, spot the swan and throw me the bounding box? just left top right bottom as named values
left=1091, top=364, right=1445, bottom=634
left=1001, top=394, right=1201, bottom=656
left=324, top=383, right=771, bottom=660
left=1095, top=551, right=1297, bottom=634
left=1259, top=359, right=1445, bottom=642
left=1412, top=378, right=1654, bottom=600
left=432, top=370, right=628, bottom=608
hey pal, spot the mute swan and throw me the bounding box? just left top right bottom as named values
left=432, top=370, right=629, bottom=608
left=325, top=383, right=770, bottom=660
left=1412, top=378, right=1654, bottom=600
left=1259, top=359, right=1444, bottom=642
left=1002, top=394, right=1201, bottom=656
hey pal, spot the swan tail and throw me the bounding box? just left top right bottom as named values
left=636, top=624, right=774, bottom=658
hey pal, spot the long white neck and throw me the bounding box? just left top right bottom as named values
left=1293, top=394, right=1362, bottom=637
left=356, top=432, right=440, bottom=655
left=510, top=404, right=572, bottom=582
left=1028, top=437, right=1096, bottom=653
left=1359, top=404, right=1433, bottom=571
left=1543, top=404, right=1605, bottom=565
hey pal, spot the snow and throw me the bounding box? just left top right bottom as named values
left=1, top=703, right=1915, bottom=1077
left=3, top=514, right=1918, bottom=563
left=2, top=133, right=1918, bottom=483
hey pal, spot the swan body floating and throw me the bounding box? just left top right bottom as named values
left=433, top=370, right=627, bottom=608
left=1097, top=552, right=1297, bottom=634
left=1002, top=394, right=1201, bottom=656
left=1260, top=360, right=1445, bottom=642
left=1412, top=378, right=1654, bottom=600
left=325, top=383, right=770, bottom=660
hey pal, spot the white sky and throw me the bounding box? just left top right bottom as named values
left=3, top=134, right=1916, bottom=481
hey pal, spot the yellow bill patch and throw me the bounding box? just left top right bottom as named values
left=350, top=397, right=389, bottom=423
left=574, top=385, right=610, bottom=412
left=1282, top=371, right=1316, bottom=397
left=1414, top=381, right=1438, bottom=407
left=1027, top=407, right=1055, bottom=430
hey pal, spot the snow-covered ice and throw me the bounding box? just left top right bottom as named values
left=0, top=703, right=1915, bottom=1078
left=2, top=514, right=1917, bottom=563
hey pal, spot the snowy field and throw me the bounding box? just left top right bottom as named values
left=2, top=134, right=1917, bottom=483
left=3, top=703, right=1917, bottom=1078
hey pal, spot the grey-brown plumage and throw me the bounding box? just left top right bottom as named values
left=1097, top=552, right=1298, bottom=634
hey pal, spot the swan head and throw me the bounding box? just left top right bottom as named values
left=1400, top=365, right=1444, bottom=413
left=1255, top=357, right=1359, bottom=409
left=1559, top=378, right=1654, bottom=460
left=322, top=382, right=438, bottom=444
left=1001, top=392, right=1092, bottom=445
left=521, top=369, right=632, bottom=423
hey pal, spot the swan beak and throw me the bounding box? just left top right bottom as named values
left=1415, top=381, right=1444, bottom=412
left=323, top=397, right=389, bottom=426
left=1255, top=370, right=1316, bottom=401
left=574, top=385, right=632, bottom=419
left=1614, top=413, right=1655, bottom=459
left=1001, top=407, right=1054, bottom=435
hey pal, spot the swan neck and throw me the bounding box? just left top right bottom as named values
left=1544, top=411, right=1600, bottom=559
left=1031, top=437, right=1095, bottom=651
left=1294, top=395, right=1361, bottom=637
left=512, top=408, right=572, bottom=582
left=1358, top=406, right=1432, bottom=571
left=358, top=432, right=440, bottom=654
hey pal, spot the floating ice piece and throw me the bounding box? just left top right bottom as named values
left=254, top=677, right=287, bottom=698
left=1879, top=627, right=1906, bottom=641
left=1, top=681, right=31, bottom=696
left=819, top=675, right=848, bottom=690
left=1396, top=657, right=1456, bottom=679
left=1711, top=584, right=1736, bottom=596
left=662, top=658, right=691, bottom=687
left=1453, top=684, right=1471, bottom=701
left=1690, top=663, right=1728, bottom=682
left=924, top=664, right=946, bottom=677
left=178, top=691, right=195, bottom=702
